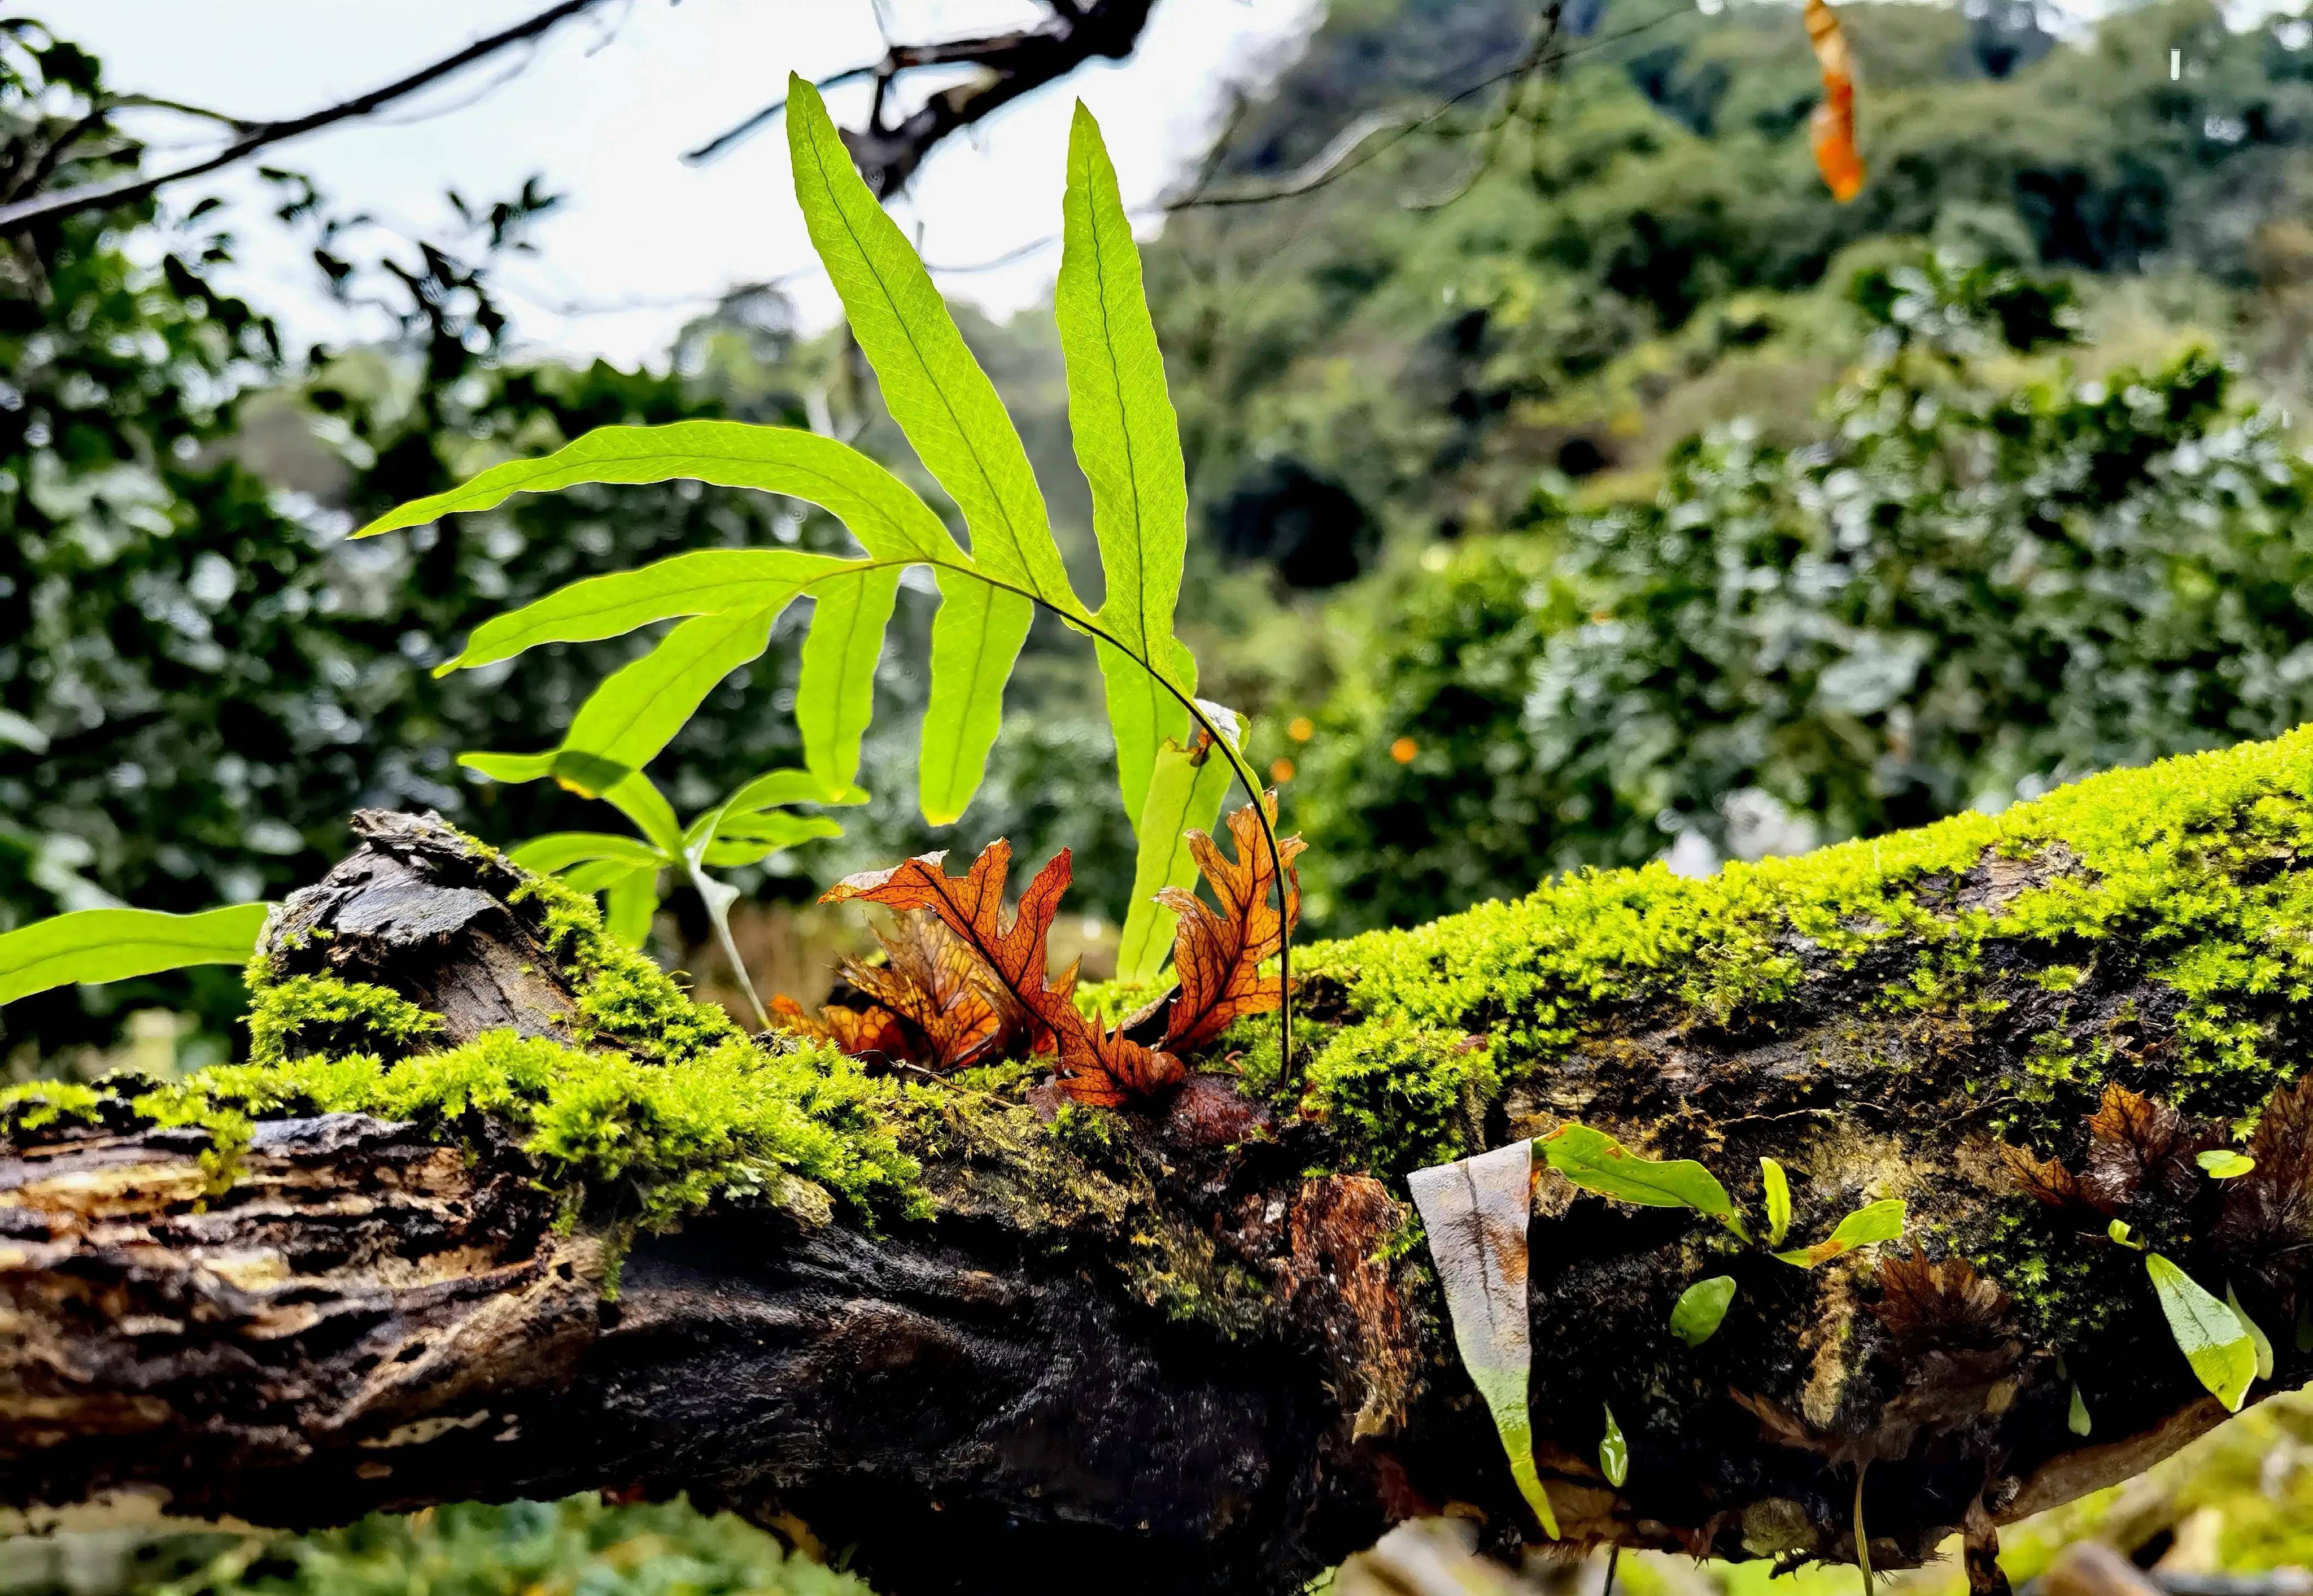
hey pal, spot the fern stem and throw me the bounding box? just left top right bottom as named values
left=688, top=860, right=773, bottom=1032
left=1854, top=1461, right=1874, bottom=1593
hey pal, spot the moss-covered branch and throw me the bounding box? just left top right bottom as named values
left=7, top=730, right=2313, bottom=1595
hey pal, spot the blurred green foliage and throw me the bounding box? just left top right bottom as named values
left=25, top=1497, right=867, bottom=1596
left=1290, top=252, right=2313, bottom=929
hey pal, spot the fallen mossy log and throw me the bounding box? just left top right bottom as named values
left=8, top=730, right=2313, bottom=1594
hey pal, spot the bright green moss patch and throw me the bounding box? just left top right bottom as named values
left=1307, top=725, right=2313, bottom=1124
left=247, top=973, right=442, bottom=1066
left=3, top=844, right=923, bottom=1229
left=3, top=1029, right=923, bottom=1230
left=514, top=874, right=745, bottom=1065
left=1303, top=1015, right=1496, bottom=1178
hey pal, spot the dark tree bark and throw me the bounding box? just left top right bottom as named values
left=0, top=765, right=2307, bottom=1596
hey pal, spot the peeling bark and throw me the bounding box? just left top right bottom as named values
left=0, top=768, right=2308, bottom=1595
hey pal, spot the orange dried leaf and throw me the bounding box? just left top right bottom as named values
left=824, top=840, right=1071, bottom=1034
left=840, top=910, right=1020, bottom=1071
left=826, top=840, right=1180, bottom=1103
left=2000, top=1144, right=2099, bottom=1213
left=768, top=993, right=908, bottom=1059
left=1805, top=0, right=1864, bottom=202
left=1158, top=792, right=1307, bottom=1054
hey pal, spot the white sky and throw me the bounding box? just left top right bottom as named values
left=67, top=0, right=1323, bottom=365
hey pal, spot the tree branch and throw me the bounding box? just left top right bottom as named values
left=8, top=725, right=2313, bottom=1592
left=683, top=0, right=1159, bottom=196
left=0, top=0, right=609, bottom=234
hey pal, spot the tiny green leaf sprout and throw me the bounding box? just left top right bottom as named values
left=1670, top=1275, right=1738, bottom=1346
left=1598, top=1403, right=1630, bottom=1489
left=1761, top=1156, right=1793, bottom=1248
left=2107, top=1217, right=2145, bottom=1251
left=2067, top=1381, right=2092, bottom=1436
left=2199, top=1148, right=2257, bottom=1179
left=483, top=754, right=862, bottom=1029
left=1773, top=1198, right=1907, bottom=1268
left=350, top=87, right=1294, bottom=1058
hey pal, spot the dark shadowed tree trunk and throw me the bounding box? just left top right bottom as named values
left=6, top=727, right=2313, bottom=1595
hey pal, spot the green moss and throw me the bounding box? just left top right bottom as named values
left=1308, top=725, right=2313, bottom=1127
left=1302, top=1015, right=1496, bottom=1178
left=514, top=873, right=745, bottom=1064
left=3, top=840, right=923, bottom=1229
left=8, top=1029, right=924, bottom=1230
left=247, top=974, right=442, bottom=1066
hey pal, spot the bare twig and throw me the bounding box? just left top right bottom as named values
left=683, top=0, right=1159, bottom=196
left=0, top=0, right=610, bottom=233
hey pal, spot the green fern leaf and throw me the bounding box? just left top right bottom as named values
left=1057, top=101, right=1197, bottom=819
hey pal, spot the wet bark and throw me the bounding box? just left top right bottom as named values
left=0, top=810, right=2295, bottom=1595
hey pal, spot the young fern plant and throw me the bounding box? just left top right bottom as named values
left=356, top=84, right=1294, bottom=1058
left=473, top=750, right=863, bottom=1029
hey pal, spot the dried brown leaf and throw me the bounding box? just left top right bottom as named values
left=839, top=911, right=1022, bottom=1071
left=1157, top=792, right=1306, bottom=1054
left=2083, top=1082, right=2204, bottom=1208
left=2217, top=1074, right=2313, bottom=1292
left=767, top=994, right=908, bottom=1059
left=1873, top=1251, right=2011, bottom=1352
left=826, top=840, right=1182, bottom=1104
left=2000, top=1144, right=2101, bottom=1215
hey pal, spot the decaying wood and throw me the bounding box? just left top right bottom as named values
left=0, top=800, right=2305, bottom=1595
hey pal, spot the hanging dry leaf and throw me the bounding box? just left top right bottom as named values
left=1805, top=0, right=1864, bottom=202
left=1156, top=792, right=1306, bottom=1054
left=1407, top=1139, right=1561, bottom=1538
left=824, top=840, right=1183, bottom=1104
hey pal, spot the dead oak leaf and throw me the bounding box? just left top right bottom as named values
left=1156, top=792, right=1307, bottom=1054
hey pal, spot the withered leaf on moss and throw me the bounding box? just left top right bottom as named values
left=822, top=840, right=1181, bottom=1104
left=839, top=910, right=1030, bottom=1070
left=2084, top=1083, right=2206, bottom=1209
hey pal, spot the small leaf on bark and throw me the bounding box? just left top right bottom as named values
left=1670, top=1275, right=1738, bottom=1347
left=1599, top=1402, right=1629, bottom=1488
left=1762, top=1157, right=1793, bottom=1247
left=1775, top=1198, right=1905, bottom=1268
left=1539, top=1124, right=1749, bottom=1240
left=2146, top=1253, right=2257, bottom=1412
